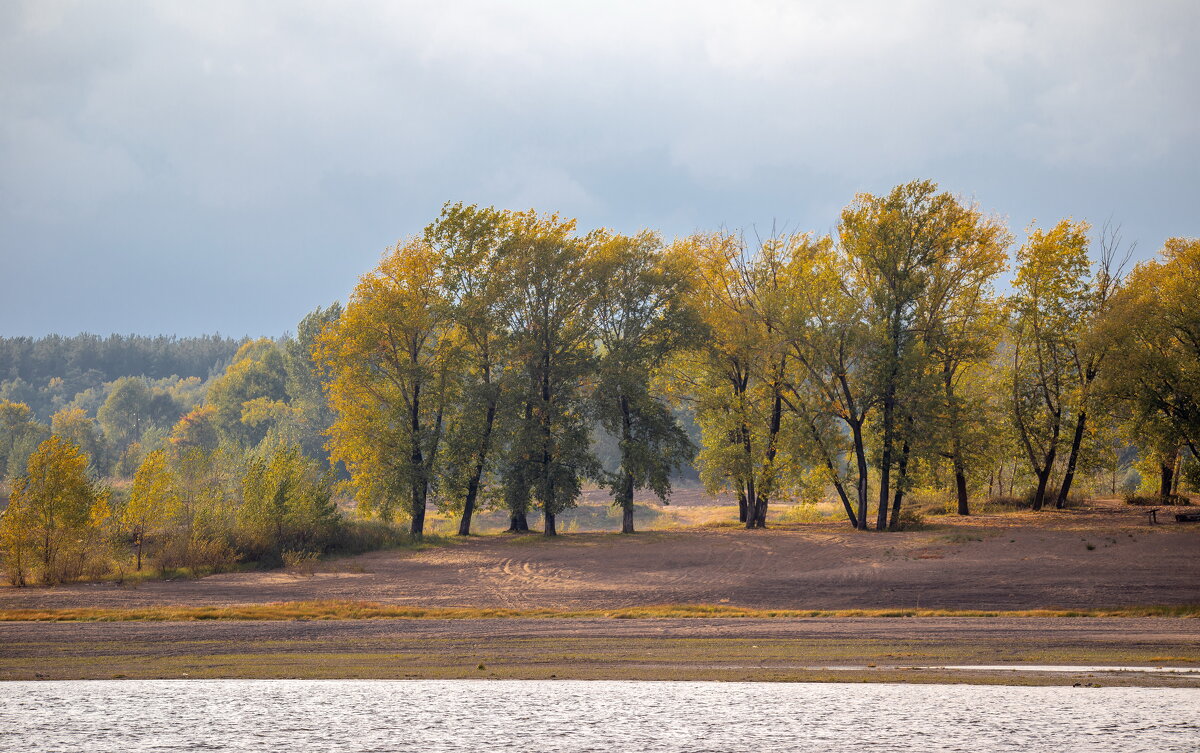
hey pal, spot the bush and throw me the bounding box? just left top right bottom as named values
left=151, top=536, right=239, bottom=577
left=282, top=549, right=320, bottom=576
left=1125, top=493, right=1191, bottom=506
left=331, top=518, right=415, bottom=554
left=778, top=503, right=822, bottom=524
left=895, top=506, right=926, bottom=530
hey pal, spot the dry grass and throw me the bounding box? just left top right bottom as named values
left=2, top=600, right=1198, bottom=622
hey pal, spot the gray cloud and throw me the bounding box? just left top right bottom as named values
left=2, top=0, right=1197, bottom=336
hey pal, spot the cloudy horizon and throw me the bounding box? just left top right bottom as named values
left=2, top=0, right=1197, bottom=338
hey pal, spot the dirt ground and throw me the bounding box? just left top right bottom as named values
left=1, top=498, right=1197, bottom=612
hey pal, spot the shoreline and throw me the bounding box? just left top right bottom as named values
left=5, top=615, right=1199, bottom=687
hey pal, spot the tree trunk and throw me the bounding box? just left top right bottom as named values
left=618, top=395, right=636, bottom=534
left=851, top=420, right=869, bottom=530
left=876, top=393, right=894, bottom=531
left=752, top=370, right=785, bottom=530
left=1056, top=410, right=1087, bottom=509
left=135, top=534, right=143, bottom=572
left=544, top=510, right=556, bottom=536
left=954, top=465, right=969, bottom=516
left=805, top=415, right=857, bottom=527
left=1160, top=460, right=1175, bottom=500
left=877, top=314, right=902, bottom=532
left=888, top=435, right=911, bottom=530
left=458, top=389, right=498, bottom=537
left=507, top=398, right=534, bottom=533
left=754, top=496, right=768, bottom=528
left=1031, top=460, right=1053, bottom=511
left=410, top=485, right=426, bottom=537
left=740, top=419, right=758, bottom=531
left=737, top=484, right=748, bottom=523
left=945, top=366, right=970, bottom=516
left=410, top=381, right=426, bottom=538
left=507, top=511, right=529, bottom=533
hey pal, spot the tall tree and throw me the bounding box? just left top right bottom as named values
left=840, top=180, right=997, bottom=529
left=125, top=449, right=177, bottom=570
left=205, top=340, right=290, bottom=447
left=0, top=400, right=46, bottom=478
left=51, top=407, right=107, bottom=473
left=776, top=234, right=873, bottom=528
left=1100, top=237, right=1200, bottom=489
left=591, top=230, right=697, bottom=533
left=1009, top=220, right=1092, bottom=510
left=915, top=203, right=1009, bottom=516
left=426, top=203, right=512, bottom=536
left=499, top=211, right=598, bottom=536
left=319, top=238, right=456, bottom=536
left=683, top=231, right=790, bottom=529
left=285, top=303, right=344, bottom=464
left=1053, top=223, right=1128, bottom=508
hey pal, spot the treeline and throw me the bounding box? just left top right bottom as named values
left=314, top=185, right=1196, bottom=538
left=0, top=334, right=243, bottom=422
left=0, top=333, right=241, bottom=386
left=2, top=179, right=1198, bottom=585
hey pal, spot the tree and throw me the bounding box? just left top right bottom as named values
left=125, top=449, right=176, bottom=570
left=1009, top=220, right=1092, bottom=510
left=591, top=230, right=698, bottom=533
left=239, top=443, right=339, bottom=557
left=1, top=436, right=108, bottom=585
left=319, top=238, right=456, bottom=536
left=205, top=340, right=289, bottom=447
left=498, top=210, right=599, bottom=536
left=0, top=400, right=47, bottom=478
left=426, top=203, right=513, bottom=536
left=169, top=405, right=221, bottom=452
left=776, top=233, right=873, bottom=528
left=1100, top=237, right=1200, bottom=494
left=284, top=303, right=343, bottom=463
left=913, top=201, right=1009, bottom=516
left=98, top=377, right=169, bottom=449
left=1053, top=223, right=1128, bottom=508
left=840, top=180, right=1003, bottom=529
left=51, top=407, right=107, bottom=473
left=679, top=231, right=789, bottom=528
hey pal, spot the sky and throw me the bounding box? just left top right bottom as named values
left=2, top=0, right=1197, bottom=338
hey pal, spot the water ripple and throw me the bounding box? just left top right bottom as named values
left=0, top=680, right=1197, bottom=752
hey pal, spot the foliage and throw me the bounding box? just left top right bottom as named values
left=1, top=436, right=110, bottom=585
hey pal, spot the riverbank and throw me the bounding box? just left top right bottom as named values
left=3, top=500, right=1199, bottom=612
left=4, top=616, right=1199, bottom=686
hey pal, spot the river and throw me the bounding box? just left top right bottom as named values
left=1, top=679, right=1197, bottom=752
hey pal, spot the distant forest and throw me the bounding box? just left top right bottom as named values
left=0, top=334, right=243, bottom=421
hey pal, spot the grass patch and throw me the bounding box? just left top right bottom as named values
left=940, top=533, right=984, bottom=544
left=2, top=601, right=1198, bottom=622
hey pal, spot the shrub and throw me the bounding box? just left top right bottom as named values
left=1125, top=492, right=1191, bottom=506
left=282, top=549, right=320, bottom=576
left=896, top=506, right=926, bottom=530
left=778, top=503, right=822, bottom=524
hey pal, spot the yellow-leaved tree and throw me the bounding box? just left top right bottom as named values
left=318, top=238, right=458, bottom=536
left=1, top=435, right=109, bottom=585
left=125, top=448, right=177, bottom=571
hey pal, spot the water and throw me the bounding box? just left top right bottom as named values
left=1, top=680, right=1197, bottom=752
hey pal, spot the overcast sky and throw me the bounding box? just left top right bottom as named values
left=2, top=1, right=1197, bottom=337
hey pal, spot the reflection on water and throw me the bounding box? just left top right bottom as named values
left=1, top=679, right=1197, bottom=752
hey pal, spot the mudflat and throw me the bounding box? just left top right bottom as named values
left=4, top=616, right=1200, bottom=686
